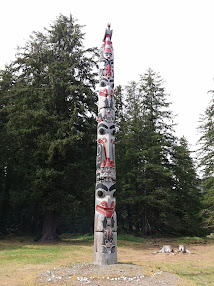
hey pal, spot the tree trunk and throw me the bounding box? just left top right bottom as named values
left=141, top=187, right=148, bottom=236
left=127, top=205, right=133, bottom=232
left=141, top=207, right=148, bottom=236
left=40, top=213, right=59, bottom=242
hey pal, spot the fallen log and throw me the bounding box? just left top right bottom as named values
left=153, top=245, right=174, bottom=254
left=178, top=245, right=190, bottom=253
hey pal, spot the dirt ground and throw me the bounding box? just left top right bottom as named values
left=35, top=242, right=207, bottom=286
left=1, top=239, right=214, bottom=286
left=36, top=262, right=189, bottom=286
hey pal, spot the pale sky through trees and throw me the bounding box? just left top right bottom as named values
left=1, top=0, right=214, bottom=151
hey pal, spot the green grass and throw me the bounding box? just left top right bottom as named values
left=176, top=236, right=214, bottom=245
left=60, top=233, right=94, bottom=242
left=117, top=234, right=144, bottom=243
left=0, top=239, right=86, bottom=265
left=58, top=233, right=214, bottom=244
left=1, top=234, right=214, bottom=286
left=0, top=233, right=144, bottom=267
left=152, top=261, right=214, bottom=286
left=60, top=233, right=144, bottom=243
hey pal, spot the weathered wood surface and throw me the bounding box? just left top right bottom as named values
left=154, top=244, right=190, bottom=254
left=93, top=24, right=117, bottom=265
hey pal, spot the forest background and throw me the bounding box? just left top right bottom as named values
left=0, top=14, right=213, bottom=241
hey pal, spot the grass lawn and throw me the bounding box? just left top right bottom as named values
left=0, top=234, right=213, bottom=285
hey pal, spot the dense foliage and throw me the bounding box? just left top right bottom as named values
left=0, top=14, right=208, bottom=240
left=0, top=15, right=97, bottom=240
left=198, top=91, right=214, bottom=230
left=115, top=70, right=201, bottom=236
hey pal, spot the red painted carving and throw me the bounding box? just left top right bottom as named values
left=110, top=161, right=115, bottom=168
left=96, top=201, right=115, bottom=218
left=100, top=160, right=106, bottom=168
left=105, top=158, right=111, bottom=167
left=105, top=64, right=112, bottom=78
left=98, top=116, right=102, bottom=123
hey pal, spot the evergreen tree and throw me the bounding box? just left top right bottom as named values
left=171, top=137, right=202, bottom=235
left=116, top=69, right=176, bottom=235
left=0, top=66, right=16, bottom=234
left=0, top=14, right=97, bottom=240
left=198, top=90, right=214, bottom=230
left=115, top=82, right=143, bottom=233
left=115, top=70, right=202, bottom=236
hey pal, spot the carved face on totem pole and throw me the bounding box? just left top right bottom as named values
left=94, top=181, right=117, bottom=253
left=95, top=182, right=116, bottom=221
left=103, top=44, right=114, bottom=61
left=98, top=108, right=115, bottom=123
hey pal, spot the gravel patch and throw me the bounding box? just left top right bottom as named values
left=36, top=263, right=186, bottom=285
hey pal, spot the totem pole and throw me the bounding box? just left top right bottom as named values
left=94, top=24, right=117, bottom=265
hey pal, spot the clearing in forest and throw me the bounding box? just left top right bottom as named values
left=0, top=235, right=213, bottom=285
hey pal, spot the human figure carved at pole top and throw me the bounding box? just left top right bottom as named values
left=103, top=37, right=113, bottom=61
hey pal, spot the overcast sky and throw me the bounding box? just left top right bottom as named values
left=1, top=0, right=214, bottom=151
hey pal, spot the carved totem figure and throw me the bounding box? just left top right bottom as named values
left=94, top=24, right=117, bottom=265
